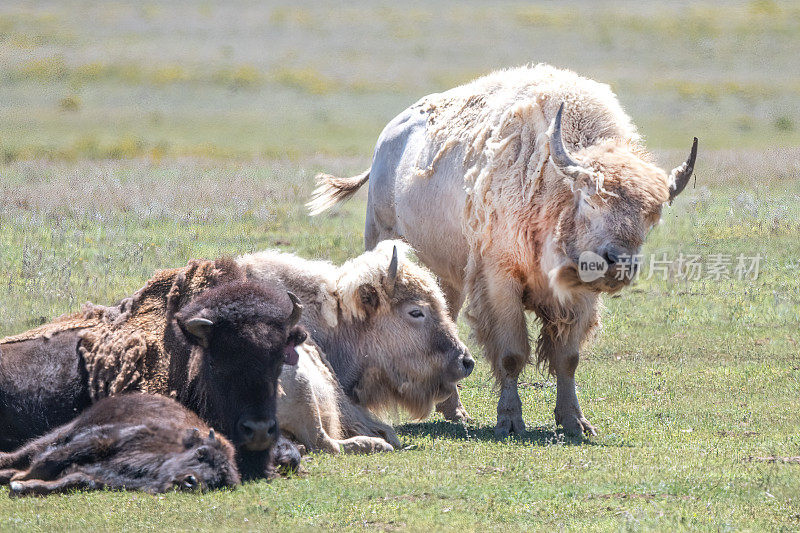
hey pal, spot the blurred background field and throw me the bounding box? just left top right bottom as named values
left=1, top=1, right=799, bottom=530
left=1, top=0, right=799, bottom=161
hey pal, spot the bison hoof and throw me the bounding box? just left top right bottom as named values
left=273, top=440, right=303, bottom=474
left=342, top=437, right=394, bottom=454
left=377, top=429, right=402, bottom=449
left=444, top=405, right=472, bottom=423
left=494, top=414, right=526, bottom=438
left=556, top=411, right=597, bottom=437
left=436, top=398, right=472, bottom=423
left=375, top=441, right=394, bottom=453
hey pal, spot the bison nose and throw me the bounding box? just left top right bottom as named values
left=461, top=353, right=475, bottom=377
left=238, top=418, right=278, bottom=451
left=601, top=244, right=635, bottom=267
left=602, top=247, right=622, bottom=266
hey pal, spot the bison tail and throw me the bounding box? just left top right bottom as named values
left=306, top=169, right=370, bottom=216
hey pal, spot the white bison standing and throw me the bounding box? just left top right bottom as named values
left=308, top=64, right=697, bottom=437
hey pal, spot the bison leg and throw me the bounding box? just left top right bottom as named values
left=541, top=310, right=598, bottom=437
left=435, top=282, right=472, bottom=422
left=0, top=422, right=76, bottom=471
left=552, top=349, right=595, bottom=436
left=466, top=261, right=529, bottom=437
left=364, top=202, right=398, bottom=252
left=284, top=414, right=393, bottom=455
left=440, top=280, right=465, bottom=323
left=435, top=385, right=470, bottom=422
left=496, top=375, right=525, bottom=438
left=0, top=451, right=31, bottom=472
left=8, top=472, right=102, bottom=497
left=371, top=425, right=401, bottom=450
left=303, top=434, right=392, bottom=455
left=0, top=469, right=21, bottom=484
left=338, top=436, right=394, bottom=454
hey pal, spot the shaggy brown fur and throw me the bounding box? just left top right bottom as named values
left=0, top=260, right=305, bottom=479
left=0, top=258, right=239, bottom=399
left=81, top=258, right=242, bottom=398
left=0, top=393, right=240, bottom=496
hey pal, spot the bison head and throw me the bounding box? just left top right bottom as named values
left=544, top=103, right=697, bottom=295
left=159, top=428, right=241, bottom=492
left=174, top=280, right=306, bottom=474
left=337, top=240, right=474, bottom=419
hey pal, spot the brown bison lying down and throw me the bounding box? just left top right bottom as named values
left=0, top=393, right=240, bottom=496
left=0, top=261, right=306, bottom=479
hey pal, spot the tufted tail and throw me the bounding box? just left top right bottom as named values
left=306, top=169, right=370, bottom=215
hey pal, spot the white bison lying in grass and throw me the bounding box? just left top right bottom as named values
left=309, top=64, right=697, bottom=437
left=238, top=240, right=475, bottom=454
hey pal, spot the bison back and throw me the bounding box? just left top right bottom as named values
left=0, top=330, right=91, bottom=451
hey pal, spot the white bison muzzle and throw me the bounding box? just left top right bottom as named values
left=308, top=64, right=697, bottom=437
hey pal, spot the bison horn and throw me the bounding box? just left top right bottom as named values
left=208, top=429, right=216, bottom=443
left=287, top=291, right=303, bottom=327
left=668, top=137, right=698, bottom=203
left=549, top=103, right=585, bottom=179
left=184, top=316, right=214, bottom=344
left=387, top=245, right=399, bottom=295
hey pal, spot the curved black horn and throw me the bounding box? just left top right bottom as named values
left=668, top=137, right=698, bottom=202
left=287, top=292, right=303, bottom=326
left=549, top=103, right=583, bottom=178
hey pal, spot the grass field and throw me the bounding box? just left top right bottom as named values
left=1, top=1, right=800, bottom=531
left=2, top=0, right=800, bottom=161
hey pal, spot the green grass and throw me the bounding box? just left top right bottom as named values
left=0, top=153, right=798, bottom=530
left=1, top=0, right=800, bottom=161
left=1, top=0, right=799, bottom=529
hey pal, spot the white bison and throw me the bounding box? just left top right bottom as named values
left=237, top=240, right=475, bottom=453
left=276, top=340, right=399, bottom=454
left=308, top=64, right=697, bottom=437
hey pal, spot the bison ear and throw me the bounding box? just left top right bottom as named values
left=357, top=284, right=380, bottom=315
left=288, top=327, right=307, bottom=346
left=182, top=316, right=214, bottom=347
left=183, top=427, right=203, bottom=448
left=195, top=445, right=211, bottom=461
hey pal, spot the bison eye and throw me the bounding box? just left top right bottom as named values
left=409, top=309, right=424, bottom=319
left=181, top=474, right=198, bottom=490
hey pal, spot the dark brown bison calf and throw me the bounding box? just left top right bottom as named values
left=0, top=393, right=240, bottom=496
